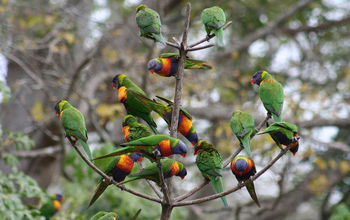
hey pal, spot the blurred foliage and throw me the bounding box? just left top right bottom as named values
left=330, top=203, right=350, bottom=220
left=0, top=80, right=11, bottom=103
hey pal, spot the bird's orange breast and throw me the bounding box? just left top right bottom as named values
left=117, top=155, right=134, bottom=172
left=170, top=162, right=180, bottom=176
left=159, top=139, right=172, bottom=156
left=158, top=58, right=171, bottom=76
left=178, top=115, right=192, bottom=135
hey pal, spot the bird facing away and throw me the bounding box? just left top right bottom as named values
left=231, top=156, right=260, bottom=207
left=201, top=6, right=226, bottom=47
left=195, top=140, right=228, bottom=207
left=136, top=4, right=165, bottom=44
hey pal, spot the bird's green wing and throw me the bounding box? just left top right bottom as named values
left=92, top=147, right=139, bottom=161
left=159, top=53, right=178, bottom=58
left=61, top=108, right=87, bottom=141
left=156, top=96, right=193, bottom=120
left=88, top=180, right=110, bottom=207
left=246, top=182, right=260, bottom=207
left=259, top=79, right=284, bottom=121
left=120, top=135, right=169, bottom=147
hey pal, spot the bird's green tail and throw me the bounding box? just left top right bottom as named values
left=272, top=113, right=282, bottom=122
left=118, top=176, right=141, bottom=185
left=242, top=136, right=252, bottom=157
left=89, top=181, right=110, bottom=207
left=152, top=33, right=165, bottom=45
left=246, top=182, right=260, bottom=207
left=185, top=59, right=212, bottom=70
left=213, top=28, right=224, bottom=48
left=210, top=177, right=228, bottom=207
left=78, top=139, right=92, bottom=160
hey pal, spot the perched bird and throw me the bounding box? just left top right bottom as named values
left=195, top=140, right=228, bottom=207
left=112, top=74, right=158, bottom=134
left=122, top=115, right=152, bottom=142
left=136, top=4, right=165, bottom=44
left=257, top=121, right=300, bottom=155
left=201, top=6, right=226, bottom=47
left=54, top=100, right=92, bottom=159
left=89, top=153, right=142, bottom=207
left=133, top=94, right=198, bottom=146
left=119, top=158, right=187, bottom=185
left=230, top=156, right=260, bottom=207
left=92, top=135, right=188, bottom=162
left=251, top=71, right=284, bottom=122
left=147, top=53, right=212, bottom=77
left=39, top=193, right=64, bottom=219
left=230, top=110, right=255, bottom=156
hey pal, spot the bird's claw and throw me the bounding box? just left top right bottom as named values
left=153, top=149, right=161, bottom=158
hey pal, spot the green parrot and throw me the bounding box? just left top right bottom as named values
left=39, top=194, right=64, bottom=219
left=257, top=121, right=300, bottom=155
left=92, top=134, right=188, bottom=162
left=148, top=53, right=212, bottom=77
left=201, top=6, right=226, bottom=47
left=132, top=93, right=199, bottom=146
left=251, top=71, right=284, bottom=122
left=112, top=74, right=158, bottom=134
left=136, top=4, right=165, bottom=44
left=195, top=140, right=228, bottom=207
left=230, top=156, right=260, bottom=207
left=230, top=110, right=255, bottom=156
left=90, top=211, right=119, bottom=220
left=55, top=100, right=92, bottom=159
left=122, top=115, right=152, bottom=142
left=89, top=153, right=142, bottom=207
left=119, top=158, right=187, bottom=185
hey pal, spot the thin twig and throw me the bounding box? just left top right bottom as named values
left=165, top=41, right=180, bottom=49
left=187, top=44, right=215, bottom=51
left=156, top=156, right=171, bottom=204
left=173, top=145, right=292, bottom=207
left=70, top=141, right=162, bottom=204
left=174, top=180, right=209, bottom=202
left=189, top=21, right=233, bottom=48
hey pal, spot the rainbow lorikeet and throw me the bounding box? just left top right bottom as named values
left=258, top=121, right=300, bottom=155
left=251, top=71, right=284, bottom=122
left=54, top=100, right=92, bottom=159
left=88, top=153, right=142, bottom=207
left=39, top=194, right=64, bottom=219
left=119, top=158, right=187, bottom=185
left=201, top=6, right=226, bottom=47
left=132, top=93, right=198, bottom=146
left=136, top=4, right=165, bottom=44
left=231, top=156, right=260, bottom=207
left=230, top=110, right=255, bottom=156
left=122, top=115, right=152, bottom=142
left=92, top=135, right=188, bottom=162
left=112, top=74, right=158, bottom=134
left=147, top=53, right=212, bottom=77
left=195, top=140, right=228, bottom=207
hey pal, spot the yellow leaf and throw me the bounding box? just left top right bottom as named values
left=111, top=29, right=123, bottom=37
left=45, top=15, right=55, bottom=25
left=328, top=159, right=337, bottom=170
left=308, top=174, right=329, bottom=195
left=61, top=32, right=75, bottom=44
left=96, top=104, right=123, bottom=119
left=339, top=160, right=350, bottom=175
left=231, top=51, right=239, bottom=59
left=314, top=157, right=327, bottom=171
left=31, top=101, right=45, bottom=121
left=102, top=48, right=118, bottom=63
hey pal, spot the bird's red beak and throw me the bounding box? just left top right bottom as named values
left=149, top=69, right=154, bottom=74
left=112, top=83, right=116, bottom=89
left=250, top=79, right=255, bottom=85
left=181, top=153, right=186, bottom=158
left=137, top=157, right=143, bottom=162
left=180, top=176, right=185, bottom=180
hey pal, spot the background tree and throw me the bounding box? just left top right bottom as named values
left=1, top=0, right=350, bottom=219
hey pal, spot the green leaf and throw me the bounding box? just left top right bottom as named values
left=0, top=80, right=11, bottom=103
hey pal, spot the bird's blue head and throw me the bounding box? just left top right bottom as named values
left=234, top=158, right=249, bottom=172
left=172, top=140, right=188, bottom=158
left=147, top=59, right=162, bottom=73
left=55, top=193, right=64, bottom=202
left=130, top=152, right=143, bottom=162
left=251, top=71, right=264, bottom=85
left=177, top=167, right=187, bottom=180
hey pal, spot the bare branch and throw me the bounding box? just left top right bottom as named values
left=189, top=21, right=233, bottom=48
left=174, top=180, right=209, bottom=202
left=187, top=44, right=215, bottom=52
left=12, top=146, right=61, bottom=157
left=173, top=145, right=292, bottom=207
